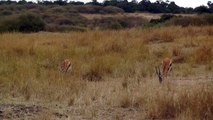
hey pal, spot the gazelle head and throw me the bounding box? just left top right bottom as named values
left=60, top=59, right=72, bottom=73
left=156, top=57, right=173, bottom=83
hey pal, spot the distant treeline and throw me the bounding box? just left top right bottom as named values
left=0, top=0, right=213, bottom=33
left=0, top=0, right=213, bottom=14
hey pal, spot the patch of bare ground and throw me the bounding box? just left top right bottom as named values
left=0, top=76, right=212, bottom=120
left=0, top=98, right=143, bottom=119
left=0, top=103, right=68, bottom=120
left=53, top=105, right=142, bottom=120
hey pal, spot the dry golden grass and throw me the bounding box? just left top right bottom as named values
left=81, top=13, right=196, bottom=21
left=0, top=26, right=213, bottom=119
left=194, top=45, right=212, bottom=64
left=80, top=13, right=161, bottom=20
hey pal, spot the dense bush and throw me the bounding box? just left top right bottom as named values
left=148, top=14, right=213, bottom=27
left=74, top=5, right=102, bottom=14
left=17, top=13, right=46, bottom=32
left=0, top=15, right=18, bottom=32
left=0, top=13, right=45, bottom=32
left=91, top=16, right=148, bottom=30
left=1, top=0, right=213, bottom=14
left=168, top=17, right=204, bottom=27
left=73, top=5, right=124, bottom=14
left=45, top=24, right=87, bottom=32
left=101, top=6, right=124, bottom=14
left=0, top=10, right=12, bottom=16
left=168, top=14, right=213, bottom=27
left=150, top=14, right=176, bottom=24
left=0, top=4, right=212, bottom=32
left=48, top=6, right=66, bottom=13
left=202, top=14, right=213, bottom=24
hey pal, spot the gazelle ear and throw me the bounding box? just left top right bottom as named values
left=168, top=59, right=173, bottom=72
left=155, top=66, right=163, bottom=83
left=168, top=63, right=172, bottom=71
left=156, top=66, right=161, bottom=75
left=155, top=67, right=159, bottom=76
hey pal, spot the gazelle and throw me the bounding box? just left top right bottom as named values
left=155, top=57, right=173, bottom=83
left=60, top=59, right=72, bottom=74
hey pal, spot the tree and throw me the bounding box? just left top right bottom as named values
left=53, top=0, right=67, bottom=5
left=131, top=0, right=137, bottom=4
left=103, top=0, right=118, bottom=6
left=207, top=1, right=213, bottom=13
left=117, top=0, right=137, bottom=12
left=69, top=1, right=84, bottom=5
left=194, top=5, right=210, bottom=13
left=88, top=0, right=101, bottom=5
left=0, top=13, right=45, bottom=32
left=17, top=13, right=46, bottom=32
left=207, top=1, right=212, bottom=7
left=138, top=0, right=151, bottom=12
left=167, top=2, right=181, bottom=13
left=18, top=0, right=27, bottom=4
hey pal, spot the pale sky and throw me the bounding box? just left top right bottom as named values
left=75, top=0, right=212, bottom=8
left=149, top=0, right=212, bottom=8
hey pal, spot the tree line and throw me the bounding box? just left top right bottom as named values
left=0, top=0, right=213, bottom=14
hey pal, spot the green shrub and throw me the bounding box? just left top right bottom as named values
left=202, top=14, right=213, bottom=24
left=55, top=17, right=72, bottom=25
left=91, top=16, right=147, bottom=30
left=110, top=21, right=122, bottom=29
left=166, top=14, right=213, bottom=27
left=17, top=13, right=46, bottom=32
left=101, top=6, right=124, bottom=14
left=74, top=5, right=102, bottom=14
left=150, top=14, right=176, bottom=24
left=0, top=15, right=19, bottom=32
left=45, top=24, right=87, bottom=32
left=0, top=10, right=13, bottom=16
left=0, top=13, right=45, bottom=32
left=169, top=16, right=206, bottom=27
left=48, top=6, right=66, bottom=13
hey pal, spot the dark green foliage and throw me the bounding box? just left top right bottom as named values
left=0, top=10, right=12, bottom=16
left=0, top=16, right=18, bottom=32
left=146, top=14, right=213, bottom=28
left=0, top=13, right=45, bottom=32
left=167, top=14, right=213, bottom=27
left=91, top=16, right=148, bottom=30
left=53, top=0, right=68, bottom=6
left=150, top=14, right=176, bottom=24
left=17, top=13, right=45, bottom=32
left=194, top=6, right=210, bottom=14
left=45, top=24, right=87, bottom=32
left=69, top=1, right=84, bottom=5
left=203, top=14, right=213, bottom=24
left=101, top=6, right=124, bottom=14
left=208, top=1, right=213, bottom=13
left=18, top=0, right=27, bottom=5
left=0, top=0, right=212, bottom=14
left=169, top=17, right=205, bottom=27
left=74, top=5, right=102, bottom=14
left=73, top=5, right=124, bottom=14
left=168, top=14, right=213, bottom=27
left=0, top=1, right=213, bottom=32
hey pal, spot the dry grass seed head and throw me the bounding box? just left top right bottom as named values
left=194, top=46, right=212, bottom=64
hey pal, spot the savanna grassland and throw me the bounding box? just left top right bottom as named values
left=0, top=26, right=213, bottom=119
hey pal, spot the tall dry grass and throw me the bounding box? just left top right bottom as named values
left=0, top=26, right=213, bottom=119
